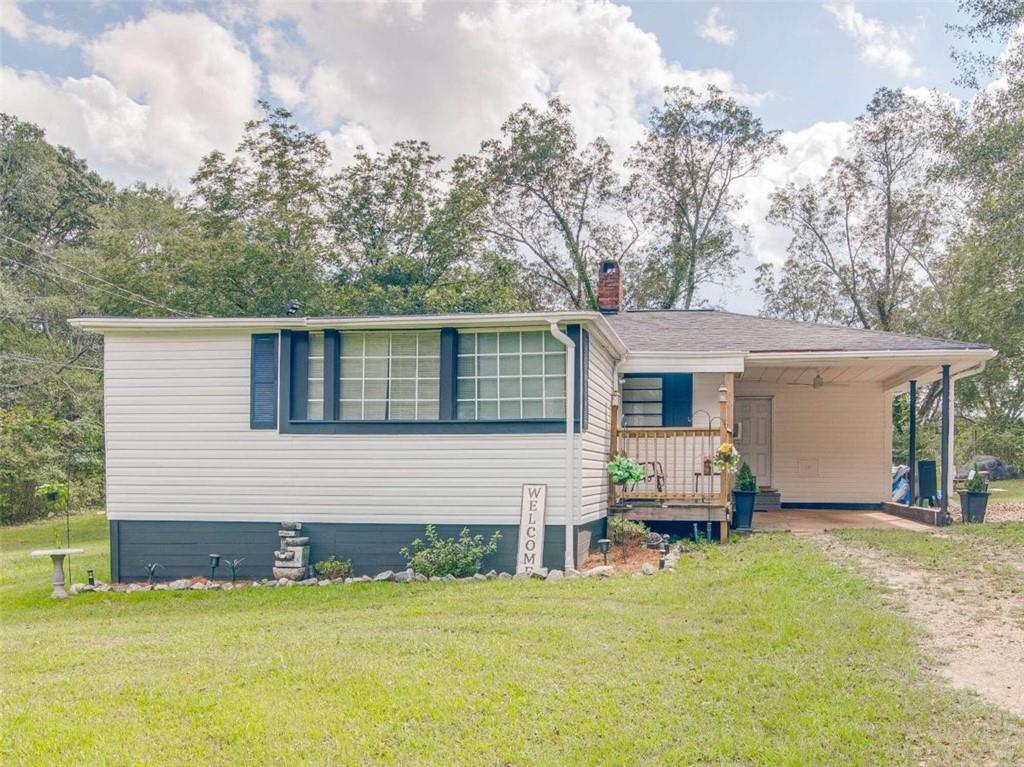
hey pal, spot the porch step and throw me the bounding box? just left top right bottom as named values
left=755, top=489, right=782, bottom=511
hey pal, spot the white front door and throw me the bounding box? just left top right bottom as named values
left=734, top=397, right=772, bottom=487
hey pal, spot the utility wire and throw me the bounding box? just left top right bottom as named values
left=0, top=352, right=103, bottom=372
left=0, top=251, right=192, bottom=319
left=1, top=233, right=194, bottom=317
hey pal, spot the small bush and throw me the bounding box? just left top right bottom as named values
left=608, top=516, right=649, bottom=554
left=314, top=555, right=353, bottom=580
left=400, top=525, right=501, bottom=578
left=735, top=462, right=757, bottom=492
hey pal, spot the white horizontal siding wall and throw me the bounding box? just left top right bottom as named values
left=734, top=379, right=891, bottom=503
left=580, top=335, right=616, bottom=524
left=103, top=331, right=569, bottom=525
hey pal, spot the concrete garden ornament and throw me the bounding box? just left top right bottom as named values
left=273, top=522, right=311, bottom=580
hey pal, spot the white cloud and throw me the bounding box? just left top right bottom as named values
left=697, top=7, right=736, bottom=47
left=2, top=11, right=260, bottom=186
left=824, top=1, right=921, bottom=79
left=733, top=120, right=853, bottom=267
left=0, top=0, right=80, bottom=47
left=254, top=0, right=764, bottom=163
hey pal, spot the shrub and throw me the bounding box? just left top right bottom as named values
left=606, top=455, right=646, bottom=485
left=735, top=462, right=757, bottom=492
left=399, top=525, right=501, bottom=578
left=608, top=515, right=649, bottom=549
left=963, top=464, right=989, bottom=493
left=314, top=555, right=353, bottom=580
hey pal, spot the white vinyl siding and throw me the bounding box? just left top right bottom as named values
left=340, top=331, right=440, bottom=421
left=579, top=336, right=615, bottom=524
left=456, top=330, right=566, bottom=420
left=102, top=331, right=574, bottom=525
left=734, top=379, right=891, bottom=503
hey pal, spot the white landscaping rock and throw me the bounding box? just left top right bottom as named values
left=583, top=565, right=613, bottom=578
left=546, top=570, right=564, bottom=582
left=530, top=567, right=549, bottom=579
left=641, top=564, right=656, bottom=576
left=169, top=579, right=189, bottom=591
left=374, top=570, right=395, bottom=582
left=393, top=569, right=414, bottom=584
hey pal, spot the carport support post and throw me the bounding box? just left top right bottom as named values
left=940, top=364, right=951, bottom=524
left=908, top=380, right=917, bottom=505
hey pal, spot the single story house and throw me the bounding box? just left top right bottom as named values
left=71, top=261, right=995, bottom=581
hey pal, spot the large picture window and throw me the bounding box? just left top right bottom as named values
left=340, top=331, right=440, bottom=421
left=456, top=331, right=566, bottom=420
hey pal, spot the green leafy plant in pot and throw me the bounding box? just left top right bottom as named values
left=731, top=462, right=757, bottom=531
left=606, top=455, right=646, bottom=488
left=958, top=464, right=990, bottom=523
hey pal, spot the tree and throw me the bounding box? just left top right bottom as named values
left=627, top=86, right=783, bottom=309
left=762, top=89, right=951, bottom=331
left=329, top=141, right=529, bottom=315
left=476, top=98, right=636, bottom=310
left=921, top=0, right=1024, bottom=464
left=189, top=102, right=332, bottom=314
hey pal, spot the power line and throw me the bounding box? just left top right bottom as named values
left=1, top=233, right=194, bottom=318
left=0, top=251, right=192, bottom=319
left=0, top=352, right=103, bottom=372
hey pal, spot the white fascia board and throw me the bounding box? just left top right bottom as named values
left=70, top=311, right=629, bottom=358
left=883, top=358, right=992, bottom=393
left=748, top=348, right=996, bottom=367
left=620, top=351, right=745, bottom=374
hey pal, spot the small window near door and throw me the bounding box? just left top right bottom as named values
left=622, top=377, right=662, bottom=427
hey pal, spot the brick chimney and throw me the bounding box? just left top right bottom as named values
left=597, top=260, right=623, bottom=314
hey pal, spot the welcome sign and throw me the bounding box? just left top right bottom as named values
left=516, top=484, right=547, bottom=574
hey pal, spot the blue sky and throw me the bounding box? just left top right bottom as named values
left=0, top=0, right=999, bottom=311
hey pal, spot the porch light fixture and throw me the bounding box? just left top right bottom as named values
left=208, top=553, right=221, bottom=582
left=598, top=538, right=611, bottom=566
left=717, top=385, right=728, bottom=403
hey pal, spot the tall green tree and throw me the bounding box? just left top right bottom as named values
left=761, top=89, right=952, bottom=332
left=627, top=86, right=783, bottom=309
left=329, top=141, right=529, bottom=315
left=189, top=102, right=332, bottom=315
left=477, top=98, right=636, bottom=310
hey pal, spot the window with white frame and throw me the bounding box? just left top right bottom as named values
left=340, top=331, right=440, bottom=420
left=306, top=331, right=325, bottom=420
left=456, top=331, right=566, bottom=420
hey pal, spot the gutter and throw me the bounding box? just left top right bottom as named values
left=548, top=321, right=576, bottom=572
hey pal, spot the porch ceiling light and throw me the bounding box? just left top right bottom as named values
left=717, top=385, right=728, bottom=403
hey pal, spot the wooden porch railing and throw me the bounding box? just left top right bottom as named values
left=609, top=372, right=734, bottom=507
left=611, top=426, right=723, bottom=502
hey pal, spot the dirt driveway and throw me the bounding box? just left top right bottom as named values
left=811, top=532, right=1024, bottom=718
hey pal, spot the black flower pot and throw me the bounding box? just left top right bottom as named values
left=958, top=491, right=989, bottom=523
left=731, top=490, right=757, bottom=531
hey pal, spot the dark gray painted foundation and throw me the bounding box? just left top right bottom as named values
left=110, top=517, right=607, bottom=582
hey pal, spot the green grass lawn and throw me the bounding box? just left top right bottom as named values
left=2, top=515, right=1023, bottom=766
left=990, top=479, right=1024, bottom=505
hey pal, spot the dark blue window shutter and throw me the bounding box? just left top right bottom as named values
left=250, top=334, right=279, bottom=429
left=662, top=373, right=693, bottom=427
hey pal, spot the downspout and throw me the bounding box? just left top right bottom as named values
left=549, top=321, right=576, bottom=571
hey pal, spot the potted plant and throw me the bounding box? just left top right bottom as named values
left=606, top=455, right=646, bottom=491
left=958, top=465, right=990, bottom=523
left=731, top=462, right=757, bottom=531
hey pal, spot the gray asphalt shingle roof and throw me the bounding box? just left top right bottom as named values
left=604, top=310, right=992, bottom=354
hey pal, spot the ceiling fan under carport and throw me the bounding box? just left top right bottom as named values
left=786, top=370, right=849, bottom=389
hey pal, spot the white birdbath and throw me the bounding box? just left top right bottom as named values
left=30, top=548, right=84, bottom=598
